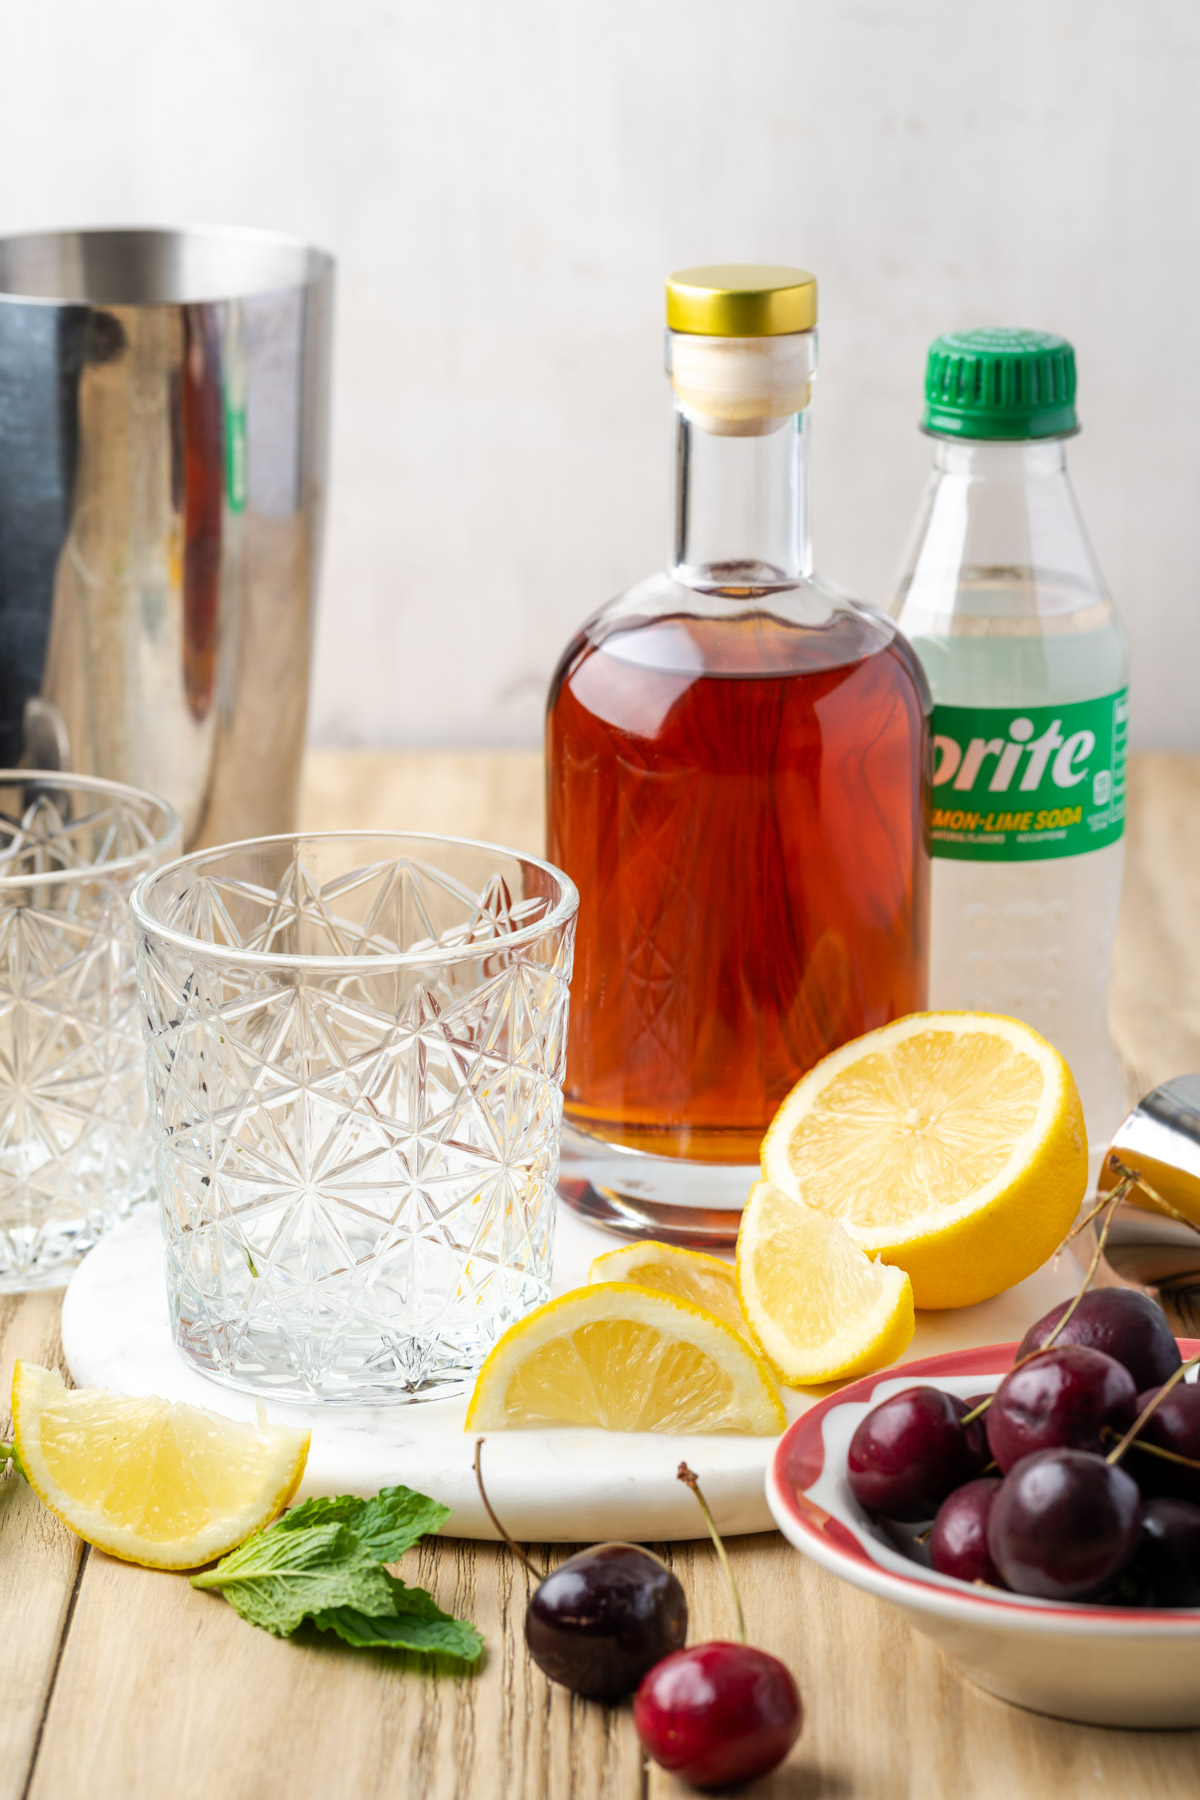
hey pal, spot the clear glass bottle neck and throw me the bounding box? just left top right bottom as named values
left=929, top=435, right=1070, bottom=479
left=893, top=428, right=1114, bottom=634
left=671, top=403, right=813, bottom=590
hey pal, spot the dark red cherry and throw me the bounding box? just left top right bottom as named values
left=634, top=1642, right=802, bottom=1790
left=1017, top=1289, right=1181, bottom=1392
left=986, top=1345, right=1136, bottom=1473
left=525, top=1542, right=687, bottom=1701
left=847, top=1386, right=987, bottom=1521
left=1129, top=1383, right=1200, bottom=1504
left=929, top=1478, right=1004, bottom=1587
left=1129, top=1497, right=1200, bottom=1606
left=987, top=1448, right=1142, bottom=1601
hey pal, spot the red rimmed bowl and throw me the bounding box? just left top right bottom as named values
left=766, top=1341, right=1200, bottom=1728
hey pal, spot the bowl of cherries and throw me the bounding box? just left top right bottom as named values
left=767, top=1281, right=1200, bottom=1728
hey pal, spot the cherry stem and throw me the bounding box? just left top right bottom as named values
left=1067, top=1183, right=1133, bottom=1243
left=1104, top=1430, right=1200, bottom=1474
left=678, top=1462, right=745, bottom=1647
left=1049, top=1178, right=1131, bottom=1341
left=473, top=1438, right=540, bottom=1578
left=1106, top=1351, right=1200, bottom=1467
left=1106, top=1154, right=1200, bottom=1242
left=960, top=1182, right=1132, bottom=1430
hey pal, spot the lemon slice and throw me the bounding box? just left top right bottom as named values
left=736, top=1181, right=914, bottom=1384
left=464, top=1283, right=785, bottom=1435
left=761, top=1010, right=1088, bottom=1310
left=588, top=1241, right=748, bottom=1338
left=12, top=1362, right=310, bottom=1569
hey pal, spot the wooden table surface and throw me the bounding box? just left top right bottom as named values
left=5, top=748, right=1200, bottom=1800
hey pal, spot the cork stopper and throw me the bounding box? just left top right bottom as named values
left=667, top=331, right=817, bottom=437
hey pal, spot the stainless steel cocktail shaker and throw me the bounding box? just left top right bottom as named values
left=0, top=227, right=334, bottom=847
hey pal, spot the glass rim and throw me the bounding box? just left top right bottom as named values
left=130, top=828, right=580, bottom=971
left=0, top=769, right=183, bottom=890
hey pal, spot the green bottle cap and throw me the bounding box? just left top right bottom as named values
left=923, top=328, right=1077, bottom=439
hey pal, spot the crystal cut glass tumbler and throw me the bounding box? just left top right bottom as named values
left=132, top=833, right=578, bottom=1403
left=0, top=772, right=182, bottom=1288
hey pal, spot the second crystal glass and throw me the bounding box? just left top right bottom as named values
left=132, top=832, right=577, bottom=1403
left=0, top=772, right=181, bottom=1288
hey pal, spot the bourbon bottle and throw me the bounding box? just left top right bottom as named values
left=547, top=266, right=930, bottom=1241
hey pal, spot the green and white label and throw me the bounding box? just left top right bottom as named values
left=929, top=690, right=1127, bottom=862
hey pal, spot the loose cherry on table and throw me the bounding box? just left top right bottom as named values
left=633, top=1465, right=803, bottom=1792
left=475, top=1442, right=803, bottom=1788
left=473, top=1440, right=687, bottom=1702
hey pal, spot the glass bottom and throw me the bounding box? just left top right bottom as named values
left=557, top=1121, right=755, bottom=1248
left=168, top=1259, right=552, bottom=1405
left=0, top=1180, right=145, bottom=1292
left=0, top=1224, right=101, bottom=1292
left=177, top=1341, right=484, bottom=1407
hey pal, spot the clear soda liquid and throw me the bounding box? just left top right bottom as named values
left=894, top=436, right=1131, bottom=1174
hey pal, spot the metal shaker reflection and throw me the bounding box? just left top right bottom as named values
left=0, top=227, right=334, bottom=846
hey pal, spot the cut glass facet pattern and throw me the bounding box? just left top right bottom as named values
left=0, top=776, right=180, bottom=1287
left=135, top=836, right=577, bottom=1402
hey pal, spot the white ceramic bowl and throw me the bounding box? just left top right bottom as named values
left=766, top=1341, right=1200, bottom=1728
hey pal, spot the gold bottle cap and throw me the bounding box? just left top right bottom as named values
left=666, top=265, right=818, bottom=337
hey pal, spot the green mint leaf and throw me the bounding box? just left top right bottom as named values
left=274, top=1486, right=451, bottom=1562
left=313, top=1574, right=483, bottom=1662
left=269, top=1495, right=367, bottom=1532
left=191, top=1522, right=395, bottom=1637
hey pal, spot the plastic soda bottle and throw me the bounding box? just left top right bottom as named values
left=892, top=330, right=1129, bottom=1171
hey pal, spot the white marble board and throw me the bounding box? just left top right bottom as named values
left=61, top=1203, right=1079, bottom=1542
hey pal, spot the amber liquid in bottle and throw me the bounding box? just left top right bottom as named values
left=547, top=602, right=929, bottom=1165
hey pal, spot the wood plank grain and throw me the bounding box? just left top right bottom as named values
left=301, top=748, right=545, bottom=853
left=0, top=1291, right=84, bottom=1800
left=28, top=1538, right=643, bottom=1800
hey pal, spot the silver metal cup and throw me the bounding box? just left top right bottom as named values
left=0, top=226, right=334, bottom=848
left=1099, top=1074, right=1200, bottom=1227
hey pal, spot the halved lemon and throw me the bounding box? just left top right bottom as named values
left=12, top=1362, right=310, bottom=1569
left=761, top=1011, right=1088, bottom=1310
left=736, top=1181, right=914, bottom=1384
left=464, top=1283, right=785, bottom=1435
left=588, top=1241, right=747, bottom=1338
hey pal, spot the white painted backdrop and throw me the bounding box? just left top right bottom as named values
left=1, top=0, right=1197, bottom=748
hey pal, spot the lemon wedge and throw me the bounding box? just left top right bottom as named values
left=12, top=1362, right=310, bottom=1569
left=588, top=1241, right=748, bottom=1338
left=736, top=1180, right=914, bottom=1384
left=761, top=1010, right=1088, bottom=1309
left=464, top=1283, right=785, bottom=1435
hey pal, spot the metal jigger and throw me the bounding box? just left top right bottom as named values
left=1094, top=1076, right=1200, bottom=1323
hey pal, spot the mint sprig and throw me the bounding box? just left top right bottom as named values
left=273, top=1486, right=451, bottom=1562
left=315, top=1573, right=482, bottom=1660
left=191, top=1520, right=396, bottom=1635
left=191, top=1483, right=480, bottom=1662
